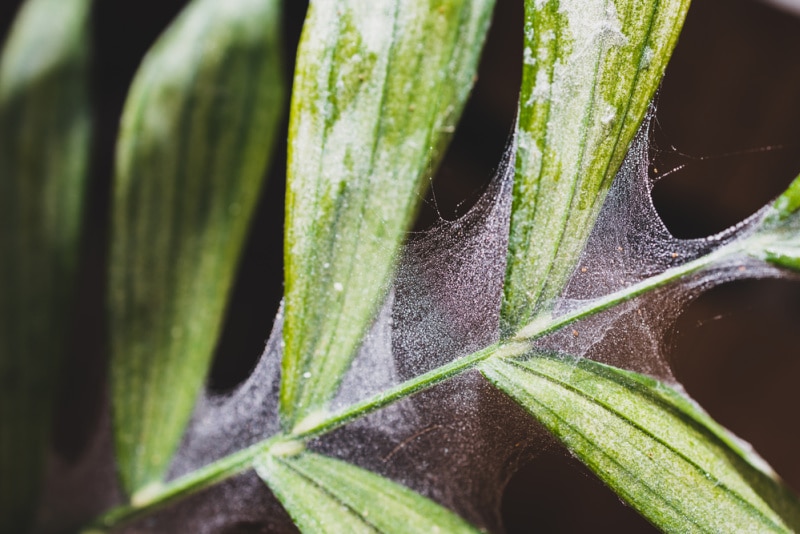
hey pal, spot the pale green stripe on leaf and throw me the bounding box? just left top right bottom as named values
left=481, top=354, right=800, bottom=532
left=109, top=0, right=284, bottom=496
left=0, top=0, right=91, bottom=530
left=255, top=451, right=480, bottom=534
left=502, top=0, right=690, bottom=329
left=281, top=0, right=495, bottom=430
left=743, top=173, right=800, bottom=271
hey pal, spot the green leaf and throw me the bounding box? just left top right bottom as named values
left=743, top=173, right=800, bottom=271
left=481, top=354, right=800, bottom=532
left=281, top=0, right=495, bottom=430
left=254, top=450, right=481, bottom=534
left=502, top=0, right=690, bottom=329
left=108, top=0, right=284, bottom=497
left=0, top=0, right=91, bottom=530
left=770, top=174, right=800, bottom=220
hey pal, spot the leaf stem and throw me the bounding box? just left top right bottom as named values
left=291, top=343, right=502, bottom=440
left=86, top=242, right=743, bottom=531
left=88, top=437, right=280, bottom=531
left=513, top=243, right=741, bottom=341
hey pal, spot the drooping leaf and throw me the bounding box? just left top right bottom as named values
left=254, top=450, right=481, bottom=534
left=0, top=0, right=91, bottom=530
left=502, top=0, right=691, bottom=329
left=281, top=0, right=495, bottom=431
left=481, top=353, right=800, bottom=532
left=109, top=0, right=284, bottom=497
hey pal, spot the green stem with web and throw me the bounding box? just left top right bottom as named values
left=86, top=241, right=744, bottom=532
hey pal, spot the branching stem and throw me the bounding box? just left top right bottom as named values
left=87, top=241, right=742, bottom=532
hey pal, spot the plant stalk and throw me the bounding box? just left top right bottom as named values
left=86, top=241, right=744, bottom=532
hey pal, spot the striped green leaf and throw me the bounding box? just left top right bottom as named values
left=255, top=450, right=480, bottom=534
left=502, top=0, right=690, bottom=329
left=481, top=354, right=800, bottom=532
left=0, top=0, right=91, bottom=530
left=281, top=0, right=495, bottom=431
left=109, top=0, right=284, bottom=497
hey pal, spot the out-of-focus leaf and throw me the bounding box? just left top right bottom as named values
left=502, top=0, right=690, bottom=329
left=109, top=0, right=284, bottom=497
left=281, top=0, right=495, bottom=431
left=254, top=450, right=480, bottom=534
left=745, top=173, right=800, bottom=271
left=0, top=0, right=91, bottom=530
left=481, top=354, right=800, bottom=532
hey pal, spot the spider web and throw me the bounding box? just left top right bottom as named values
left=36, top=114, right=794, bottom=534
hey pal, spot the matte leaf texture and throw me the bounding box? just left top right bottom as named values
left=502, top=0, right=691, bottom=329
left=0, top=0, right=91, bottom=530
left=255, top=450, right=481, bottom=534
left=481, top=354, right=800, bottom=532
left=281, top=0, right=495, bottom=430
left=109, top=0, right=284, bottom=497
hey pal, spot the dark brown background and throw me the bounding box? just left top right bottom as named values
left=2, top=0, right=799, bottom=531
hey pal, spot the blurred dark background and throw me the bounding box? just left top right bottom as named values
left=2, top=0, right=799, bottom=531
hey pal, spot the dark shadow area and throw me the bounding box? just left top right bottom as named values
left=414, top=0, right=522, bottom=229
left=502, top=447, right=657, bottom=533
left=670, top=279, right=800, bottom=493
left=207, top=0, right=308, bottom=392
left=652, top=0, right=800, bottom=238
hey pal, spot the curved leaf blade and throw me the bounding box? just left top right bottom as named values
left=744, top=172, right=800, bottom=271
left=255, top=450, right=481, bottom=534
left=0, top=0, right=92, bottom=529
left=109, top=0, right=284, bottom=496
left=282, top=0, right=495, bottom=430
left=481, top=354, right=800, bottom=532
left=502, top=0, right=691, bottom=328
